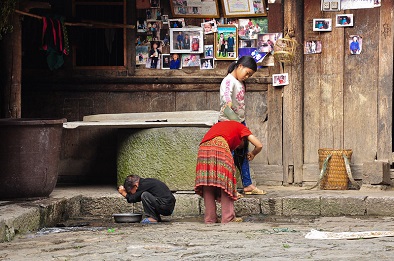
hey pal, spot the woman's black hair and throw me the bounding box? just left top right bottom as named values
left=227, top=55, right=257, bottom=74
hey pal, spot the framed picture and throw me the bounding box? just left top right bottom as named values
left=221, top=0, right=267, bottom=17
left=336, top=14, right=354, bottom=27
left=214, top=25, right=238, bottom=60
left=161, top=54, right=171, bottom=69
left=313, top=19, right=332, bottom=32
left=170, top=28, right=204, bottom=54
left=170, top=0, right=220, bottom=18
left=304, top=40, right=322, bottom=54
left=272, top=73, right=289, bottom=87
left=200, top=58, right=214, bottom=69
left=182, top=54, right=201, bottom=67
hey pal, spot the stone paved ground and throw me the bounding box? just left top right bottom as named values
left=1, top=215, right=394, bottom=261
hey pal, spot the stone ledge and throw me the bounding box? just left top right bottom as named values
left=3, top=186, right=394, bottom=242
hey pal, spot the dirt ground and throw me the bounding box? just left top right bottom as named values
left=1, top=215, right=394, bottom=261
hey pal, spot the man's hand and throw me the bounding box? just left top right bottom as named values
left=118, top=185, right=127, bottom=197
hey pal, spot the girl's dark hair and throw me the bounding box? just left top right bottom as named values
left=227, top=55, right=257, bottom=74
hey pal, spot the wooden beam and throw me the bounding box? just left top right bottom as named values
left=377, top=0, right=394, bottom=162
left=282, top=0, right=304, bottom=184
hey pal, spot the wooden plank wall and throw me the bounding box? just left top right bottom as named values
left=303, top=1, right=393, bottom=183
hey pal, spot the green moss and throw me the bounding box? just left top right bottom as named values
left=117, top=127, right=209, bottom=190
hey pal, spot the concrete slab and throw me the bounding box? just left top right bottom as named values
left=63, top=110, right=219, bottom=129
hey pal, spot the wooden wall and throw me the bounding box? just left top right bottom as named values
left=302, top=0, right=393, bottom=184
left=16, top=0, right=394, bottom=186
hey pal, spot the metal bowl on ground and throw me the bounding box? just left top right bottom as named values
left=113, top=213, right=143, bottom=223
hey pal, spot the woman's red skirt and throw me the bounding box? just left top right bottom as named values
left=195, top=136, right=237, bottom=201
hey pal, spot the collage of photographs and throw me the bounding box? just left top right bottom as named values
left=135, top=0, right=275, bottom=70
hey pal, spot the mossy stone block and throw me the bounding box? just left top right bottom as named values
left=117, top=127, right=209, bottom=191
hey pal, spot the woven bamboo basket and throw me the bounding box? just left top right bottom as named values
left=318, top=148, right=352, bottom=190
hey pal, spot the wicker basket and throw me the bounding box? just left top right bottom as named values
left=318, top=148, right=352, bottom=190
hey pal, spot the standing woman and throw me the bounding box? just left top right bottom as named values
left=219, top=55, right=265, bottom=195
left=195, top=121, right=262, bottom=224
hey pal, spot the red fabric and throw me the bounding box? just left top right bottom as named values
left=200, top=121, right=252, bottom=151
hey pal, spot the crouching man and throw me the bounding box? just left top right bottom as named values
left=118, top=175, right=176, bottom=224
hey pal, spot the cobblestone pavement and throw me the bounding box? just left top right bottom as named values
left=1, top=215, right=394, bottom=261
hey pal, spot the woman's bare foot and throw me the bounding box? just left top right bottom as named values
left=243, top=184, right=257, bottom=193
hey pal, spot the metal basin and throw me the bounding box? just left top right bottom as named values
left=113, top=213, right=143, bottom=223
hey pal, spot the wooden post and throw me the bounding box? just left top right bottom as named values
left=1, top=10, right=22, bottom=118
left=0, top=1, right=51, bottom=118
left=282, top=0, right=304, bottom=184
left=377, top=0, right=393, bottom=162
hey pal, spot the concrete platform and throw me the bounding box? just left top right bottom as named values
left=2, top=185, right=394, bottom=242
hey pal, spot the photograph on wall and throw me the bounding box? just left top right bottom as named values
left=272, top=73, right=289, bottom=87
left=136, top=45, right=149, bottom=65
left=170, top=0, right=220, bottom=18
left=349, top=35, right=362, bottom=55
left=161, top=54, right=171, bottom=69
left=169, top=53, right=182, bottom=69
left=170, top=28, right=204, bottom=54
left=182, top=54, right=201, bottom=67
left=147, top=21, right=161, bottom=40
left=238, top=47, right=267, bottom=64
left=238, top=18, right=268, bottom=40
left=336, top=14, right=354, bottom=27
left=150, top=0, right=160, bottom=8
left=160, top=30, right=170, bottom=46
left=161, top=15, right=169, bottom=24
left=341, top=0, right=376, bottom=10
left=257, top=33, right=282, bottom=53
left=221, top=0, right=267, bottom=17
left=304, top=40, right=322, bottom=54
left=201, top=20, right=217, bottom=34
left=313, top=19, right=332, bottom=32
left=240, top=39, right=256, bottom=48
left=146, top=41, right=162, bottom=69
left=169, top=18, right=185, bottom=28
left=146, top=8, right=161, bottom=21
left=200, top=58, right=214, bottom=69
left=214, top=25, right=238, bottom=60
left=204, top=44, right=214, bottom=58
left=137, top=19, right=147, bottom=33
